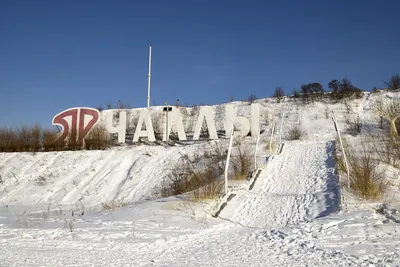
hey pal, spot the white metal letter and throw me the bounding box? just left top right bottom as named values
left=224, top=104, right=251, bottom=137
left=251, top=103, right=260, bottom=137
left=162, top=108, right=187, bottom=141
left=105, top=111, right=126, bottom=143
left=133, top=109, right=156, bottom=142
left=193, top=106, right=218, bottom=140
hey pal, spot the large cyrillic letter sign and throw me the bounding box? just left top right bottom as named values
left=52, top=107, right=100, bottom=146
left=52, top=103, right=260, bottom=145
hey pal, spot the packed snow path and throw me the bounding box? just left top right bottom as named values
left=220, top=140, right=340, bottom=228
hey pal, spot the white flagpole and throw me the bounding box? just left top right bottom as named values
left=147, top=46, right=152, bottom=108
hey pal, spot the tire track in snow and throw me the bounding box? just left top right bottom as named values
left=221, top=141, right=339, bottom=229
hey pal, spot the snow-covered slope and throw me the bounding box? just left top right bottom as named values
left=220, top=140, right=340, bottom=228
left=0, top=145, right=202, bottom=207
left=1, top=92, right=400, bottom=266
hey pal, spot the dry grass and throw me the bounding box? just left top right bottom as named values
left=155, top=143, right=226, bottom=201
left=0, top=124, right=111, bottom=152
left=203, top=142, right=228, bottom=173
left=158, top=164, right=223, bottom=201
left=384, top=74, right=400, bottom=90
left=101, top=200, right=127, bottom=210
left=284, top=123, right=306, bottom=140
left=336, top=140, right=386, bottom=200
left=372, top=96, right=400, bottom=137
left=231, top=138, right=253, bottom=180
left=84, top=124, right=111, bottom=150
left=42, top=129, right=64, bottom=151
left=151, top=112, right=164, bottom=141
left=190, top=167, right=223, bottom=201
left=348, top=145, right=386, bottom=200
left=0, top=125, right=42, bottom=152
left=371, top=136, right=400, bottom=168
left=345, top=116, right=362, bottom=136
left=64, top=219, right=74, bottom=232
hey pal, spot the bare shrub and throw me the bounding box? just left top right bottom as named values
left=160, top=165, right=194, bottom=196
left=301, top=83, right=311, bottom=102
left=300, top=82, right=324, bottom=102
left=0, top=123, right=113, bottom=152
left=30, top=125, right=42, bottom=151
left=158, top=164, right=222, bottom=200
left=335, top=150, right=347, bottom=175
left=248, top=94, right=257, bottom=103
left=126, top=112, right=139, bottom=139
left=291, top=89, right=300, bottom=99
left=118, top=101, right=132, bottom=109
left=0, top=125, right=44, bottom=152
left=101, top=200, right=127, bottom=210
left=346, top=144, right=386, bottom=200
left=372, top=96, right=400, bottom=137
left=35, top=176, right=47, bottom=186
left=190, top=105, right=200, bottom=117
left=15, top=126, right=32, bottom=151
left=373, top=137, right=400, bottom=168
left=151, top=112, right=164, bottom=141
left=180, top=108, right=189, bottom=130
left=324, top=105, right=329, bottom=119
left=96, top=105, right=104, bottom=112
left=262, top=109, right=270, bottom=126
left=155, top=144, right=226, bottom=200
left=345, top=116, right=362, bottom=136
left=344, top=100, right=352, bottom=114
left=273, top=87, right=284, bottom=103
left=200, top=120, right=210, bottom=139
left=42, top=129, right=63, bottom=151
left=191, top=167, right=223, bottom=201
left=329, top=78, right=363, bottom=101
left=0, top=128, right=16, bottom=152
left=85, top=124, right=111, bottom=150
left=0, top=124, right=111, bottom=152
left=64, top=219, right=74, bottom=232
left=384, top=74, right=400, bottom=90
left=204, top=142, right=227, bottom=173
left=284, top=123, right=305, bottom=140
left=231, top=138, right=253, bottom=180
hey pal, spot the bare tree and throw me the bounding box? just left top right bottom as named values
left=384, top=74, right=400, bottom=90
left=273, top=87, right=284, bottom=103
left=248, top=94, right=257, bottom=103
left=372, top=96, right=400, bottom=137
left=328, top=78, right=362, bottom=100
left=328, top=80, right=340, bottom=94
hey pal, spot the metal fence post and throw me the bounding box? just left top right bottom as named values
left=254, top=129, right=260, bottom=169
left=332, top=111, right=351, bottom=191
left=224, top=129, right=234, bottom=194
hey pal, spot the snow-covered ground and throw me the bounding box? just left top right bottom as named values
left=1, top=92, right=400, bottom=266
left=220, top=141, right=340, bottom=229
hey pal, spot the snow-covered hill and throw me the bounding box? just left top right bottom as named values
left=1, top=91, right=400, bottom=266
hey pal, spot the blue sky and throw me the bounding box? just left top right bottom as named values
left=1, top=0, right=399, bottom=128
